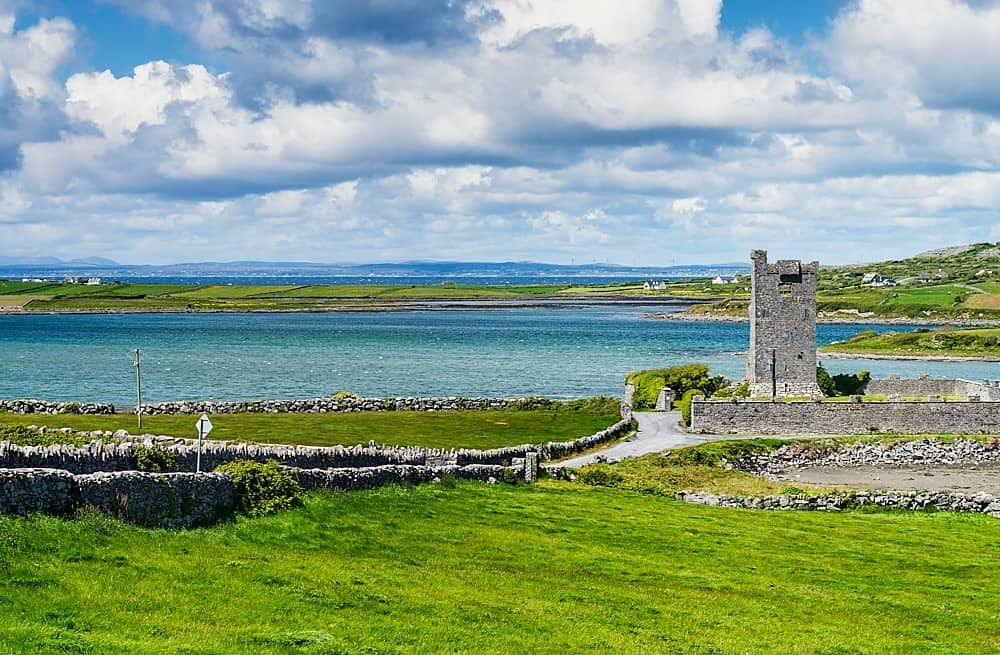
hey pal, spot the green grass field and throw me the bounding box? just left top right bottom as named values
left=0, top=403, right=622, bottom=450
left=822, top=327, right=1000, bottom=357
left=1, top=482, right=997, bottom=654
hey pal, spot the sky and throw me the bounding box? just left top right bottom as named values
left=2, top=0, right=1000, bottom=266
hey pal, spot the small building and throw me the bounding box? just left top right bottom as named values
left=711, top=276, right=726, bottom=285
left=85, top=277, right=101, bottom=285
left=643, top=280, right=667, bottom=291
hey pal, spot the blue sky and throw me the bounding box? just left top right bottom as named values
left=1, top=0, right=999, bottom=265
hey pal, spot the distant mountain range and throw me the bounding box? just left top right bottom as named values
left=0, top=258, right=747, bottom=279
left=0, top=256, right=120, bottom=267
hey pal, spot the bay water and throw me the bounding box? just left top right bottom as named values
left=1, top=306, right=995, bottom=405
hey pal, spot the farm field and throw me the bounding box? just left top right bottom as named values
left=1, top=482, right=997, bottom=654
left=0, top=400, right=622, bottom=450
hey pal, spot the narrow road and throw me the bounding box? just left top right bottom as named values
left=555, top=411, right=731, bottom=468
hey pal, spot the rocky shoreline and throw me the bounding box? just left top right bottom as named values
left=645, top=310, right=1000, bottom=327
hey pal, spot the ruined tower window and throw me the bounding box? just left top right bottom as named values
left=779, top=282, right=793, bottom=297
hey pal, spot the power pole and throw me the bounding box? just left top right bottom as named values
left=133, top=348, right=142, bottom=430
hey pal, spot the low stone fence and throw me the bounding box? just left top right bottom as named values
left=738, top=438, right=1000, bottom=476
left=0, top=396, right=572, bottom=416
left=1, top=417, right=634, bottom=472
left=454, top=418, right=632, bottom=465
left=0, top=463, right=525, bottom=528
left=862, top=376, right=1000, bottom=401
left=0, top=400, right=115, bottom=415
left=137, top=396, right=563, bottom=415
left=0, top=468, right=234, bottom=528
left=0, top=440, right=431, bottom=474
left=295, top=464, right=512, bottom=490
left=676, top=489, right=1000, bottom=517
left=691, top=397, right=1000, bottom=435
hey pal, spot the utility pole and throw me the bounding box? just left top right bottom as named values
left=133, top=348, right=142, bottom=430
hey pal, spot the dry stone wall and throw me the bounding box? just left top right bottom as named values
left=137, top=396, right=562, bottom=415
left=691, top=398, right=1000, bottom=435
left=862, top=376, right=1000, bottom=401
left=676, top=489, right=1000, bottom=517
left=0, top=400, right=115, bottom=415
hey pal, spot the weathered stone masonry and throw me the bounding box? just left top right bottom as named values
left=747, top=250, right=822, bottom=398
left=691, top=397, right=1000, bottom=435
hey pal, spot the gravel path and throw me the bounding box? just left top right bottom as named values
left=556, top=411, right=730, bottom=467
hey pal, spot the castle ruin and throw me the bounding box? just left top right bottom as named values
left=747, top=249, right=822, bottom=398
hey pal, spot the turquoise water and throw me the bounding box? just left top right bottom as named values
left=1, top=308, right=995, bottom=405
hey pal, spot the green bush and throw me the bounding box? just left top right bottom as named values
left=331, top=391, right=359, bottom=400
left=677, top=389, right=705, bottom=427
left=713, top=380, right=750, bottom=398
left=132, top=443, right=176, bottom=473
left=215, top=459, right=303, bottom=517
left=60, top=401, right=81, bottom=415
left=817, top=366, right=871, bottom=397
left=625, top=364, right=726, bottom=410
left=576, top=464, right=624, bottom=487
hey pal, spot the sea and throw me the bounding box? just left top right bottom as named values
left=1, top=304, right=996, bottom=406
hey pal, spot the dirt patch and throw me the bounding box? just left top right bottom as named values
left=0, top=295, right=51, bottom=309
left=775, top=464, right=1000, bottom=494
left=964, top=293, right=1000, bottom=310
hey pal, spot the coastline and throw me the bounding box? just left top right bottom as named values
left=818, top=351, right=1000, bottom=363
left=645, top=311, right=1000, bottom=328
left=0, top=297, right=710, bottom=316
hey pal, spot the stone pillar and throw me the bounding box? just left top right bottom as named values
left=655, top=387, right=675, bottom=411
left=524, top=452, right=538, bottom=484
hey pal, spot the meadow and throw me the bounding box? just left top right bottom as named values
left=0, top=401, right=622, bottom=450
left=1, top=482, right=997, bottom=654
left=821, top=328, right=1000, bottom=358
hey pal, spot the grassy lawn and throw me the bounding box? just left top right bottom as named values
left=0, top=482, right=997, bottom=654
left=0, top=405, right=621, bottom=449
left=821, top=327, right=1000, bottom=357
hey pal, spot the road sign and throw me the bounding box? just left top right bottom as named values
left=196, top=413, right=212, bottom=473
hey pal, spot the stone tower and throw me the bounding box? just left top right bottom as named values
left=747, top=249, right=821, bottom=398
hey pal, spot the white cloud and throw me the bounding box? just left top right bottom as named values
left=5, top=1, right=1000, bottom=265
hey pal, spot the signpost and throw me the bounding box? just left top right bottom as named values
left=133, top=349, right=142, bottom=430
left=195, top=413, right=213, bottom=473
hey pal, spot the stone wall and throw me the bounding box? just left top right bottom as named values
left=0, top=396, right=569, bottom=416
left=676, top=489, right=1000, bottom=517
left=0, top=468, right=235, bottom=528
left=691, top=397, right=1000, bottom=435
left=1, top=418, right=632, bottom=471
left=0, top=464, right=524, bottom=527
left=0, top=400, right=115, bottom=415
left=862, top=376, right=1000, bottom=401
left=137, top=396, right=563, bottom=415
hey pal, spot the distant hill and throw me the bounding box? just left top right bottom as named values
left=0, top=255, right=120, bottom=266
left=821, top=242, right=999, bottom=288
left=0, top=259, right=748, bottom=281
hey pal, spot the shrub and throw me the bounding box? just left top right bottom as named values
left=816, top=366, right=837, bottom=397
left=677, top=389, right=705, bottom=427
left=132, top=443, right=176, bottom=473
left=215, top=459, right=303, bottom=517
left=576, top=464, right=624, bottom=487
left=625, top=364, right=727, bottom=410
left=714, top=380, right=750, bottom=398
left=817, top=366, right=871, bottom=397
left=331, top=391, right=358, bottom=401
left=60, top=401, right=81, bottom=415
